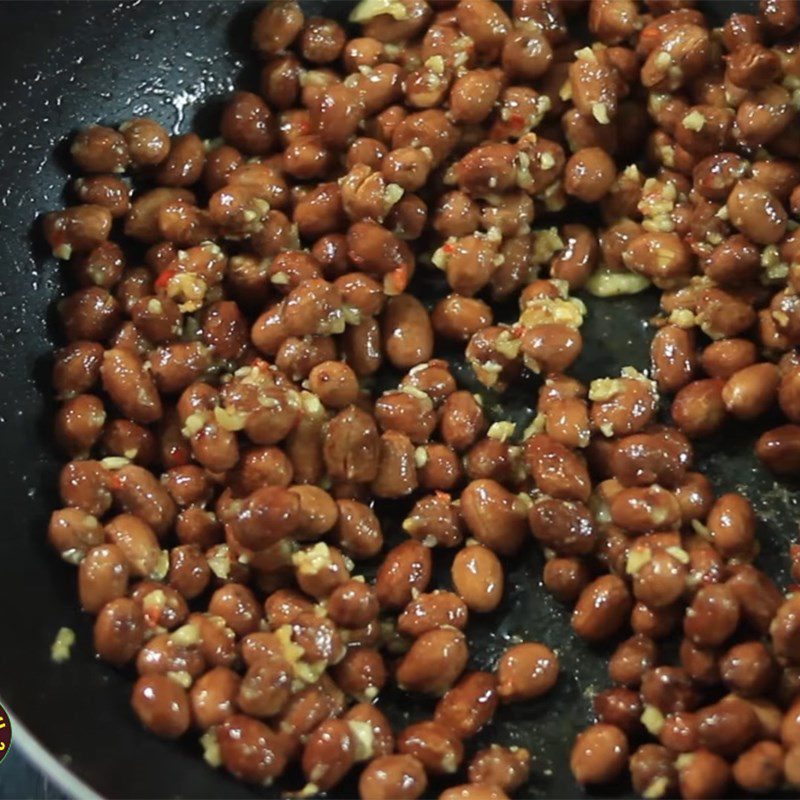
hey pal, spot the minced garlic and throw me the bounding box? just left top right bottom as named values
left=51, top=627, right=76, bottom=663
left=348, top=720, right=375, bottom=762
left=592, top=102, right=610, bottom=125
left=682, top=110, right=706, bottom=131
left=201, top=729, right=221, bottom=768
left=349, top=0, right=409, bottom=21
left=641, top=704, right=665, bottom=736
left=626, top=548, right=652, bottom=575
left=292, top=542, right=333, bottom=576
left=585, top=267, right=651, bottom=297
left=487, top=421, right=516, bottom=442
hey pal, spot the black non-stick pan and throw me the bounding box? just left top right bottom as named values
left=0, top=1, right=795, bottom=798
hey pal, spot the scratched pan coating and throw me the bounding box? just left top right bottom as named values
left=0, top=2, right=791, bottom=798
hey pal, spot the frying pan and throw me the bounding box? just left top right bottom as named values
left=0, top=1, right=793, bottom=798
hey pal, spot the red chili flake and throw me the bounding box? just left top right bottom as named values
left=167, top=443, right=191, bottom=468
left=640, top=28, right=662, bottom=48
left=106, top=472, right=123, bottom=491
left=792, top=547, right=800, bottom=582
left=385, top=263, right=411, bottom=294
left=250, top=356, right=270, bottom=371
left=442, top=243, right=455, bottom=254
left=155, top=268, right=176, bottom=289
left=509, top=114, right=526, bottom=129
left=511, top=323, right=526, bottom=339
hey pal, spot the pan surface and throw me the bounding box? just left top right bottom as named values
left=0, top=2, right=793, bottom=799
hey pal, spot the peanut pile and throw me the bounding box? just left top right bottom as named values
left=42, top=0, right=800, bottom=797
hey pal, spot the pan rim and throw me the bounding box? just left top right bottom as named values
left=3, top=705, right=102, bottom=800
